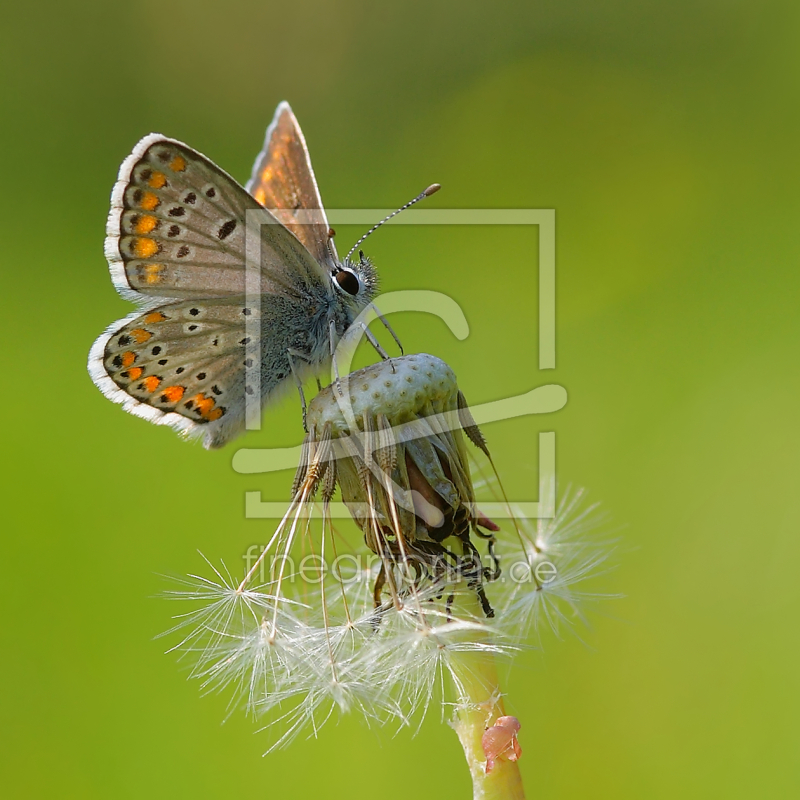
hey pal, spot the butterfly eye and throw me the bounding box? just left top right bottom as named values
left=335, top=270, right=360, bottom=296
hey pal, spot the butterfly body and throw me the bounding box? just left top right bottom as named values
left=89, top=103, right=377, bottom=449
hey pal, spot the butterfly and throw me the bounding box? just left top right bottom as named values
left=89, top=102, right=402, bottom=450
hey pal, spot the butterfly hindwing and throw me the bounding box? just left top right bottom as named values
left=106, top=135, right=328, bottom=303
left=88, top=294, right=332, bottom=448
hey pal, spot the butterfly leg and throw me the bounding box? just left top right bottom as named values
left=287, top=348, right=310, bottom=431
left=328, top=318, right=343, bottom=397
left=371, top=302, right=404, bottom=355
left=360, top=323, right=390, bottom=360
left=359, top=322, right=396, bottom=374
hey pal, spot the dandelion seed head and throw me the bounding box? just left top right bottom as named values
left=161, top=358, right=619, bottom=749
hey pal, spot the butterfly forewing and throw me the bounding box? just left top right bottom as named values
left=107, top=135, right=328, bottom=302
left=246, top=102, right=338, bottom=268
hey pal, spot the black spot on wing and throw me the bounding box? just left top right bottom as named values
left=218, top=220, right=237, bottom=240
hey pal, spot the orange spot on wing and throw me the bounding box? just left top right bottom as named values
left=133, top=238, right=159, bottom=259
left=139, top=191, right=160, bottom=211
left=254, top=187, right=266, bottom=205
left=261, top=166, right=274, bottom=182
left=206, top=407, right=224, bottom=421
left=144, top=311, right=167, bottom=324
left=130, top=328, right=152, bottom=343
left=148, top=171, right=167, bottom=189
left=121, top=351, right=136, bottom=368
left=143, top=263, right=163, bottom=285
left=169, top=155, right=186, bottom=172
left=134, top=214, right=158, bottom=234
left=161, top=385, right=185, bottom=403
left=143, top=376, right=161, bottom=393
left=125, top=367, right=143, bottom=380
left=192, top=393, right=215, bottom=417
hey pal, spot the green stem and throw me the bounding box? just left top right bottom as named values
left=448, top=589, right=526, bottom=800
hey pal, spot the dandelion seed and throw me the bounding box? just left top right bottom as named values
left=492, top=482, right=620, bottom=643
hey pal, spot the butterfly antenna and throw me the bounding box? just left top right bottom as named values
left=345, top=184, right=441, bottom=261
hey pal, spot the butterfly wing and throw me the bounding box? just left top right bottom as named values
left=245, top=101, right=339, bottom=268
left=105, top=134, right=329, bottom=305
left=88, top=294, right=326, bottom=449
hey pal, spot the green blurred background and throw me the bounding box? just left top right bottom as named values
left=2, top=1, right=798, bottom=797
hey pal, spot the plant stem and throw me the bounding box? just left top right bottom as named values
left=448, top=590, right=526, bottom=800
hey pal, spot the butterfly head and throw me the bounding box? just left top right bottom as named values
left=331, top=184, right=440, bottom=313
left=333, top=249, right=378, bottom=308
